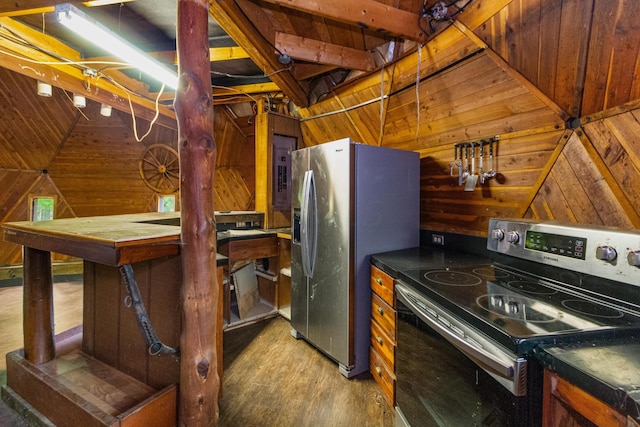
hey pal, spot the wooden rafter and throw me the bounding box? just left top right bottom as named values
left=0, top=16, right=176, bottom=128
left=257, top=0, right=427, bottom=43
left=209, top=0, right=310, bottom=107
left=0, top=0, right=135, bottom=17
left=275, top=32, right=377, bottom=72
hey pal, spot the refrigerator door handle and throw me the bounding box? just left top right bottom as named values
left=301, top=170, right=318, bottom=278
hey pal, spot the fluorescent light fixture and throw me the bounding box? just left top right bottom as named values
left=55, top=3, right=178, bottom=90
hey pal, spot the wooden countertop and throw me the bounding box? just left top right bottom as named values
left=2, top=211, right=277, bottom=267
left=3, top=212, right=182, bottom=266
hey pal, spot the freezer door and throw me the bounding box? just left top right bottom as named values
left=291, top=147, right=309, bottom=337
left=306, top=140, right=353, bottom=365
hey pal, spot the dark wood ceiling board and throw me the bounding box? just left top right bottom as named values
left=257, top=0, right=427, bottom=43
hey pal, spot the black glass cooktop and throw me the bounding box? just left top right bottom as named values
left=399, top=263, right=640, bottom=352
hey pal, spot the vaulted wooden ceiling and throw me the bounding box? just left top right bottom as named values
left=0, top=0, right=461, bottom=121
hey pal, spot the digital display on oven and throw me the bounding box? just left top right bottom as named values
left=525, top=231, right=587, bottom=260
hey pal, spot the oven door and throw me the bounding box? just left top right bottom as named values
left=395, top=283, right=532, bottom=427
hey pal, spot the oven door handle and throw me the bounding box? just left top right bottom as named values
left=397, top=285, right=515, bottom=380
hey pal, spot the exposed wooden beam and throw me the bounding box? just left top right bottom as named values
left=0, top=0, right=135, bottom=17
left=213, top=81, right=280, bottom=97
left=209, top=0, right=310, bottom=107
left=258, top=0, right=427, bottom=43
left=275, top=32, right=376, bottom=72
left=210, top=46, right=250, bottom=61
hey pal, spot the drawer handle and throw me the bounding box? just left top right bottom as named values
left=377, top=306, right=384, bottom=316
left=376, top=277, right=383, bottom=286
left=375, top=366, right=382, bottom=377
left=376, top=336, right=383, bottom=345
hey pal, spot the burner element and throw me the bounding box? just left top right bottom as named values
left=562, top=299, right=624, bottom=319
left=423, top=270, right=482, bottom=286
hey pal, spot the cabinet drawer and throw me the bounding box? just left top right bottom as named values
left=370, top=265, right=394, bottom=307
left=371, top=293, right=396, bottom=341
left=370, top=319, right=395, bottom=369
left=370, top=347, right=395, bottom=407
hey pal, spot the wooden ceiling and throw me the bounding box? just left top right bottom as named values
left=0, top=0, right=460, bottom=119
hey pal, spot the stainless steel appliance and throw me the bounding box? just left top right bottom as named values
left=395, top=219, right=640, bottom=426
left=290, top=138, right=419, bottom=378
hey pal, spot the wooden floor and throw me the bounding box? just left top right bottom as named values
left=1, top=280, right=394, bottom=426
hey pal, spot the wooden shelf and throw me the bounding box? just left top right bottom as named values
left=5, top=331, right=177, bottom=427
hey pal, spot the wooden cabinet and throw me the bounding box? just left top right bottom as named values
left=542, top=369, right=638, bottom=427
left=369, top=265, right=397, bottom=406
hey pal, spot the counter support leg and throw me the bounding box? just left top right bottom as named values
left=23, top=247, right=55, bottom=364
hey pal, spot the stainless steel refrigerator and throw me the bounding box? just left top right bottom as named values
left=290, top=138, right=419, bottom=378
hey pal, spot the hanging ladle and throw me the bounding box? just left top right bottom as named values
left=482, top=138, right=497, bottom=181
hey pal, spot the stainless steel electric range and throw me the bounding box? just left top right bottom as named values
left=395, top=219, right=640, bottom=427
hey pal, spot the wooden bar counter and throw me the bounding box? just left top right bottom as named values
left=1, top=213, right=194, bottom=426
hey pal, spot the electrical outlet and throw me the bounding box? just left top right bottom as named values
left=432, top=234, right=445, bottom=246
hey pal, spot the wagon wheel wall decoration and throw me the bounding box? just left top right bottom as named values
left=139, top=144, right=180, bottom=193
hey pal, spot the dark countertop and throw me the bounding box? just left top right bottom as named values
left=372, top=245, right=640, bottom=423
left=534, top=343, right=640, bottom=422
left=370, top=246, right=492, bottom=279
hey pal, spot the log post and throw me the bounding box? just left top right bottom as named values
left=23, top=247, right=55, bottom=364
left=175, top=0, right=219, bottom=425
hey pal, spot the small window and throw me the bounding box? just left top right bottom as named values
left=158, top=195, right=176, bottom=212
left=30, top=196, right=55, bottom=221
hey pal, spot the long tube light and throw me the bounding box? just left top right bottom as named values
left=55, top=3, right=178, bottom=90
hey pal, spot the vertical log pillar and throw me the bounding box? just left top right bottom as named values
left=175, top=0, right=219, bottom=425
left=23, top=247, right=55, bottom=365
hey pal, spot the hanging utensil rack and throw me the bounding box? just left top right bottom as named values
left=452, top=136, right=499, bottom=188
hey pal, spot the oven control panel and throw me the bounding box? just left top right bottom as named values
left=487, top=218, right=640, bottom=286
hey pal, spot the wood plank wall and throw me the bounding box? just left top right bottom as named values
left=297, top=0, right=640, bottom=236
left=0, top=68, right=256, bottom=267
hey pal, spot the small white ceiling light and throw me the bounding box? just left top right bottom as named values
left=73, top=93, right=86, bottom=108
left=37, top=80, right=52, bottom=97
left=100, top=103, right=112, bottom=117
left=55, top=3, right=178, bottom=90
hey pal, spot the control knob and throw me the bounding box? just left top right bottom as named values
left=490, top=295, right=504, bottom=308
left=506, top=301, right=519, bottom=315
left=628, top=250, right=640, bottom=267
left=492, top=228, right=505, bottom=241
left=507, top=231, right=520, bottom=244
left=595, top=245, right=617, bottom=262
